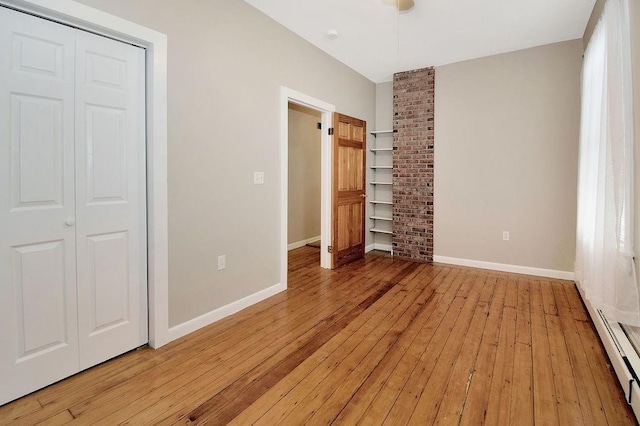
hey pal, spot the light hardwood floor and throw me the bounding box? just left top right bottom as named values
left=0, top=247, right=636, bottom=425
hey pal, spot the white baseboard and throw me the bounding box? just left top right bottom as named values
left=288, top=235, right=321, bottom=251
left=167, top=282, right=286, bottom=342
left=432, top=255, right=575, bottom=280
left=366, top=243, right=393, bottom=253
left=374, top=243, right=392, bottom=252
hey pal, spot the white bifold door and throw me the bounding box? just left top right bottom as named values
left=0, top=7, right=147, bottom=405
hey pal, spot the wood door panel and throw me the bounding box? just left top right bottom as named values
left=336, top=202, right=364, bottom=254
left=338, top=146, right=364, bottom=192
left=332, top=113, right=366, bottom=268
left=351, top=125, right=364, bottom=142
left=337, top=205, right=350, bottom=251
left=338, top=122, right=351, bottom=139
left=352, top=149, right=363, bottom=191
left=337, top=118, right=365, bottom=142
left=351, top=203, right=363, bottom=246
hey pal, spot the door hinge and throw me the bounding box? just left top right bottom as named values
left=328, top=127, right=334, bottom=135
left=317, top=122, right=322, bottom=130
left=328, top=245, right=334, bottom=253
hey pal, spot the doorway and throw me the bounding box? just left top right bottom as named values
left=280, top=88, right=334, bottom=288
left=287, top=103, right=322, bottom=254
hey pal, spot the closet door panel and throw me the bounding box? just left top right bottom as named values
left=74, top=30, right=147, bottom=369
left=0, top=6, right=79, bottom=406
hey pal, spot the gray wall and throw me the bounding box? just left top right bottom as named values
left=75, top=0, right=376, bottom=326
left=434, top=40, right=583, bottom=272
left=375, top=82, right=393, bottom=128
left=288, top=104, right=321, bottom=245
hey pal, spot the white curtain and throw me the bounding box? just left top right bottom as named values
left=575, top=0, right=639, bottom=325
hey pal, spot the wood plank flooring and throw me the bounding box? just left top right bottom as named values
left=0, top=247, right=636, bottom=425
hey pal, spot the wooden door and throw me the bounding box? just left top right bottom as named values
left=0, top=7, right=80, bottom=405
left=74, top=30, right=147, bottom=369
left=332, top=113, right=366, bottom=268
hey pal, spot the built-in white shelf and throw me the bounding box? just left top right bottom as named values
left=370, top=228, right=393, bottom=234
left=369, top=129, right=393, bottom=249
left=370, top=130, right=394, bottom=136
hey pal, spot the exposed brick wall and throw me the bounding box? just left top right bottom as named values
left=392, top=67, right=435, bottom=262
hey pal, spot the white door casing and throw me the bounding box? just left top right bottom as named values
left=280, top=87, right=336, bottom=286
left=0, top=6, right=147, bottom=404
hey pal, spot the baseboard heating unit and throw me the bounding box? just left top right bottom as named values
left=577, top=283, right=640, bottom=421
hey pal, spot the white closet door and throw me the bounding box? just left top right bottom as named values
left=74, top=30, right=147, bottom=369
left=0, top=7, right=79, bottom=405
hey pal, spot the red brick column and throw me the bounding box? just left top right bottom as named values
left=392, top=67, right=435, bottom=261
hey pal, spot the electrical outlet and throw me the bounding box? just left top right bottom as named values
left=502, top=231, right=510, bottom=241
left=217, top=254, right=226, bottom=270
left=253, top=171, right=264, bottom=185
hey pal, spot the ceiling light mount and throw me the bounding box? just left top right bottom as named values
left=383, top=0, right=415, bottom=12
left=326, top=29, right=339, bottom=40
left=397, top=0, right=414, bottom=12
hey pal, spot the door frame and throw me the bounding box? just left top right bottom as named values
left=0, top=0, right=170, bottom=348
left=280, top=87, right=335, bottom=286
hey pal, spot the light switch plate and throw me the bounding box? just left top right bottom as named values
left=253, top=171, right=264, bottom=184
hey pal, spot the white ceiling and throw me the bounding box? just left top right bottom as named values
left=243, top=0, right=595, bottom=83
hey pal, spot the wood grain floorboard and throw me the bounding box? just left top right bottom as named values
left=0, top=247, right=636, bottom=425
left=377, top=271, right=475, bottom=424
left=232, top=268, right=424, bottom=425
left=89, top=260, right=407, bottom=425
left=408, top=272, right=491, bottom=424
left=457, top=276, right=506, bottom=426
left=330, top=267, right=456, bottom=424
left=530, top=281, right=560, bottom=426
left=183, top=263, right=420, bottom=424
left=350, top=267, right=468, bottom=423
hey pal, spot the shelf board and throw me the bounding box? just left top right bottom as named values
left=370, top=200, right=392, bottom=205
left=370, top=130, right=395, bottom=137
left=370, top=216, right=392, bottom=221
left=370, top=166, right=392, bottom=169
left=370, top=181, right=392, bottom=185
left=370, top=228, right=393, bottom=234
left=370, top=148, right=393, bottom=152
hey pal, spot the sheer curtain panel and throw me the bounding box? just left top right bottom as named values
left=575, top=0, right=638, bottom=325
